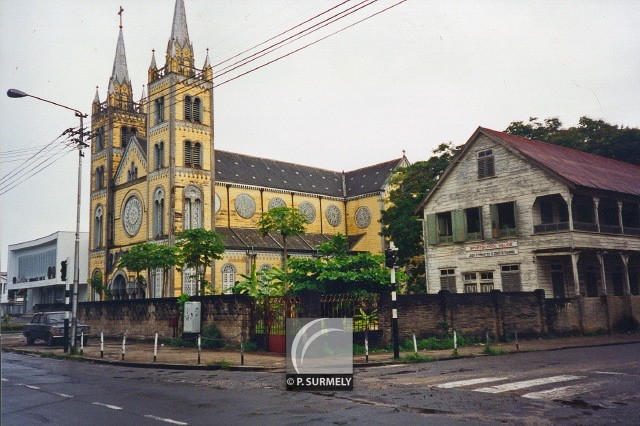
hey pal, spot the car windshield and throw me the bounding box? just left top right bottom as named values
left=47, top=313, right=66, bottom=323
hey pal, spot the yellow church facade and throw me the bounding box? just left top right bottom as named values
left=88, top=0, right=406, bottom=299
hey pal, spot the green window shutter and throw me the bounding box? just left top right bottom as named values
left=452, top=209, right=466, bottom=242
left=490, top=204, right=499, bottom=238
left=426, top=213, right=438, bottom=245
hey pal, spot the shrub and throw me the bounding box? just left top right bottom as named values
left=201, top=324, right=224, bottom=349
left=400, top=353, right=436, bottom=363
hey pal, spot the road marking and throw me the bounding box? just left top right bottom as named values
left=144, top=414, right=188, bottom=425
left=25, top=385, right=41, bottom=390
left=93, top=402, right=123, bottom=410
left=1, top=378, right=8, bottom=382
left=522, top=384, right=598, bottom=400
left=437, top=377, right=509, bottom=389
left=595, top=371, right=625, bottom=375
left=55, top=393, right=73, bottom=398
left=475, top=375, right=583, bottom=394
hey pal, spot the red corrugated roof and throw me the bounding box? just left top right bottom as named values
left=481, top=127, right=640, bottom=197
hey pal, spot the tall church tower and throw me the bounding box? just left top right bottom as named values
left=89, top=11, right=147, bottom=299
left=146, top=0, right=214, bottom=296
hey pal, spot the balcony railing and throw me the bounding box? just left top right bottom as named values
left=600, top=224, right=622, bottom=234
left=534, top=222, right=570, bottom=233
left=499, top=227, right=517, bottom=238
left=574, top=222, right=599, bottom=232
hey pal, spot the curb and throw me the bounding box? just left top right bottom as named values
left=4, top=337, right=640, bottom=371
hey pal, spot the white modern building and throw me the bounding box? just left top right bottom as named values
left=6, top=232, right=89, bottom=314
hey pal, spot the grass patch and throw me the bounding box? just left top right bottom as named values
left=208, top=358, right=232, bottom=369
left=482, top=346, right=508, bottom=356
left=400, top=353, right=436, bottom=363
left=400, top=334, right=479, bottom=352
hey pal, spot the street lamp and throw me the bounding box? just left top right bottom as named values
left=7, top=88, right=88, bottom=353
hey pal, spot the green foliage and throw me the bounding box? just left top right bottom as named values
left=201, top=324, right=224, bottom=349
left=400, top=334, right=477, bottom=351
left=381, top=143, right=462, bottom=292
left=176, top=228, right=225, bottom=295
left=90, top=271, right=106, bottom=301
left=232, top=262, right=281, bottom=296
left=354, top=308, right=378, bottom=331
left=505, top=116, right=640, bottom=166
left=0, top=323, right=23, bottom=333
left=400, top=353, right=436, bottom=363
left=256, top=207, right=307, bottom=263
left=117, top=243, right=157, bottom=290
left=482, top=345, right=508, bottom=356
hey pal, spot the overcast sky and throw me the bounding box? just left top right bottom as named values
left=1, top=0, right=639, bottom=269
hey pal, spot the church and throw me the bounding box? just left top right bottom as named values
left=88, top=0, right=407, bottom=299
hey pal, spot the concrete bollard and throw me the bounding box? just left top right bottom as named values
left=154, top=332, right=158, bottom=362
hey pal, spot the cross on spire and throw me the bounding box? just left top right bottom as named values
left=118, top=6, right=124, bottom=29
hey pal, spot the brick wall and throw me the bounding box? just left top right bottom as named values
left=77, top=295, right=252, bottom=343
left=70, top=291, right=639, bottom=348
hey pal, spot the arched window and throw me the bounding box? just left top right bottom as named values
left=154, top=142, right=164, bottom=170
left=121, top=126, right=136, bottom=148
left=128, top=162, right=138, bottom=181
left=154, top=97, right=165, bottom=125
left=184, top=95, right=193, bottom=121
left=95, top=166, right=104, bottom=190
left=193, top=98, right=202, bottom=123
left=152, top=268, right=163, bottom=298
left=183, top=186, right=203, bottom=230
left=184, top=141, right=202, bottom=168
left=94, top=127, right=104, bottom=152
left=153, top=187, right=165, bottom=237
left=94, top=205, right=103, bottom=248
left=184, top=141, right=192, bottom=167
left=193, top=142, right=202, bottom=167
left=182, top=267, right=196, bottom=296
left=222, top=264, right=236, bottom=294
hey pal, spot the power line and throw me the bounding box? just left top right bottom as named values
left=0, top=144, right=76, bottom=195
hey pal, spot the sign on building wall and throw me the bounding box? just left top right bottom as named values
left=465, top=241, right=518, bottom=258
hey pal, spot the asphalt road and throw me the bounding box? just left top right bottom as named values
left=2, top=343, right=640, bottom=425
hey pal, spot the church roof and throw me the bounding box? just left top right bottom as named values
left=344, top=159, right=406, bottom=197
left=217, top=227, right=364, bottom=252
left=215, top=150, right=402, bottom=199
left=215, top=150, right=345, bottom=197
left=170, top=0, right=190, bottom=48
left=108, top=28, right=131, bottom=94
left=480, top=127, right=640, bottom=197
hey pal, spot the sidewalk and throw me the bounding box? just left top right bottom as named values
left=2, top=332, right=640, bottom=371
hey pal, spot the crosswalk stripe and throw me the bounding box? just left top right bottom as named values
left=475, top=375, right=583, bottom=394
left=437, top=377, right=510, bottom=389
left=522, top=384, right=596, bottom=400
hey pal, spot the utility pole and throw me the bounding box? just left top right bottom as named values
left=69, top=114, right=89, bottom=353
left=6, top=89, right=88, bottom=354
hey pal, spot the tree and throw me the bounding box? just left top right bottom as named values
left=505, top=116, right=640, bottom=165
left=175, top=228, right=225, bottom=295
left=381, top=143, right=462, bottom=292
left=90, top=270, right=106, bottom=301
left=117, top=243, right=157, bottom=297
left=149, top=244, right=180, bottom=298
left=256, top=206, right=307, bottom=265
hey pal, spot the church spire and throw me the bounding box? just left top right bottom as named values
left=166, top=0, right=194, bottom=75
left=170, top=0, right=190, bottom=48
left=107, top=7, right=133, bottom=107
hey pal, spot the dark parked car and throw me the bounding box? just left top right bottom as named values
left=23, top=312, right=90, bottom=346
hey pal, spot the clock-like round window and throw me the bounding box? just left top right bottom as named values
left=123, top=196, right=143, bottom=236
left=268, top=197, right=286, bottom=210
left=325, top=205, right=342, bottom=227
left=235, top=193, right=256, bottom=219
left=298, top=201, right=316, bottom=224
left=354, top=206, right=371, bottom=229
